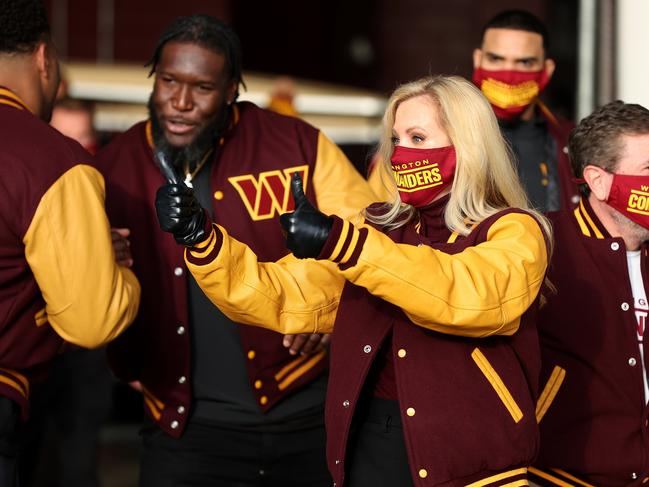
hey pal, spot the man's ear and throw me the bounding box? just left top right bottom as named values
left=34, top=41, right=49, bottom=78
left=225, top=79, right=238, bottom=105
left=472, top=48, right=482, bottom=70
left=583, top=165, right=613, bottom=201
left=544, top=57, right=556, bottom=81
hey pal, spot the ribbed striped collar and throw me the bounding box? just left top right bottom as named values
left=573, top=196, right=609, bottom=239
left=0, top=86, right=31, bottom=112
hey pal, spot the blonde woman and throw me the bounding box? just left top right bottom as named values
left=156, top=75, right=551, bottom=487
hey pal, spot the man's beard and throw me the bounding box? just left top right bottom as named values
left=611, top=207, right=649, bottom=243
left=147, top=96, right=230, bottom=171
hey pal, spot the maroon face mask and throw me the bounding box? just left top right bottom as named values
left=472, top=67, right=549, bottom=121
left=607, top=173, right=649, bottom=229
left=390, top=145, right=456, bottom=208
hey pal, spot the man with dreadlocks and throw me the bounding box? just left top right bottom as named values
left=97, top=14, right=376, bottom=487
left=0, top=1, right=141, bottom=484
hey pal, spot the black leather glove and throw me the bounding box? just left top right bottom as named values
left=280, top=173, right=333, bottom=259
left=155, top=184, right=210, bottom=247
left=154, top=149, right=211, bottom=246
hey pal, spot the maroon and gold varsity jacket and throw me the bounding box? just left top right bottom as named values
left=185, top=198, right=549, bottom=486
left=0, top=88, right=140, bottom=418
left=97, top=101, right=376, bottom=437
left=531, top=197, right=649, bottom=487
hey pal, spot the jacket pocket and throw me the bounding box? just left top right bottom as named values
left=471, top=348, right=523, bottom=423
left=535, top=365, right=566, bottom=423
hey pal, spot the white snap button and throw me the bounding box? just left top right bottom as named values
left=611, top=242, right=620, bottom=251
left=363, top=345, right=372, bottom=353
left=629, top=358, right=637, bottom=366
left=178, top=376, right=186, bottom=384
left=174, top=267, right=183, bottom=276
left=342, top=400, right=350, bottom=407
left=622, top=302, right=630, bottom=311
left=170, top=420, right=179, bottom=429
left=177, top=406, right=185, bottom=414
left=177, top=326, right=185, bottom=335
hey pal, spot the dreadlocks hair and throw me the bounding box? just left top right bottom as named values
left=0, top=0, right=50, bottom=54
left=481, top=9, right=549, bottom=53
left=146, top=14, right=245, bottom=99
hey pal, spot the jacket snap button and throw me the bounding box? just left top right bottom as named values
left=621, top=302, right=630, bottom=311
left=629, top=358, right=637, bottom=366
left=177, top=406, right=185, bottom=414
left=170, top=420, right=179, bottom=429
left=397, top=349, right=407, bottom=358
left=632, top=473, right=638, bottom=480
left=419, top=469, right=428, bottom=478
left=342, top=400, right=350, bottom=407
left=174, top=267, right=183, bottom=276
left=177, top=326, right=185, bottom=335
left=363, top=345, right=372, bottom=353
left=406, top=407, right=416, bottom=417
left=611, top=242, right=620, bottom=251
left=178, top=376, right=186, bottom=384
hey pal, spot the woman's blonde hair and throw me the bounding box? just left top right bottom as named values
left=366, top=75, right=551, bottom=244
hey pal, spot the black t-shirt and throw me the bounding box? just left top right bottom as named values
left=187, top=156, right=327, bottom=430
left=500, top=116, right=560, bottom=212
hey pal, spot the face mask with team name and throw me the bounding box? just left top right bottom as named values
left=472, top=67, right=549, bottom=121
left=390, top=145, right=456, bottom=208
left=607, top=173, right=649, bottom=229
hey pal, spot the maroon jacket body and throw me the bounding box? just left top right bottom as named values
left=533, top=197, right=649, bottom=487
left=0, top=88, right=139, bottom=418
left=324, top=206, right=543, bottom=487
left=97, top=102, right=375, bottom=437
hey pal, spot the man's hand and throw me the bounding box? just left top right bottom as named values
left=279, top=173, right=332, bottom=258
left=155, top=184, right=210, bottom=246
left=283, top=333, right=331, bottom=356
left=112, top=227, right=133, bottom=267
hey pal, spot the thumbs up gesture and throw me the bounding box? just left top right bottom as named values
left=154, top=151, right=210, bottom=246
left=280, top=173, right=333, bottom=259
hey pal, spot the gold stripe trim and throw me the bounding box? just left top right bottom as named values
left=338, top=226, right=360, bottom=264
left=0, top=375, right=27, bottom=399
left=143, top=396, right=162, bottom=420
left=192, top=228, right=215, bottom=251
left=528, top=467, right=574, bottom=487
left=0, top=88, right=30, bottom=111
left=142, top=386, right=164, bottom=410
left=500, top=480, right=529, bottom=487
left=34, top=307, right=48, bottom=326
left=328, top=220, right=351, bottom=261
left=0, top=368, right=29, bottom=396
left=573, top=207, right=591, bottom=237
left=536, top=365, right=566, bottom=423
left=465, top=467, right=528, bottom=487
left=550, top=469, right=596, bottom=487
left=0, top=99, right=24, bottom=111
left=471, top=348, right=523, bottom=423
left=447, top=231, right=459, bottom=244
left=145, top=120, right=153, bottom=148
left=274, top=354, right=309, bottom=381
left=579, top=200, right=604, bottom=239
left=278, top=350, right=326, bottom=391
left=191, top=231, right=217, bottom=258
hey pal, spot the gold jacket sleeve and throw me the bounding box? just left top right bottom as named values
left=23, top=164, right=141, bottom=348
left=326, top=212, right=548, bottom=337
left=312, top=131, right=378, bottom=217
left=185, top=225, right=343, bottom=335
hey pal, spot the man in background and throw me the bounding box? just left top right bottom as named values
left=472, top=9, right=578, bottom=211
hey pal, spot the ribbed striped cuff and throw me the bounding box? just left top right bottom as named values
left=317, top=216, right=368, bottom=268
left=185, top=224, right=223, bottom=266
